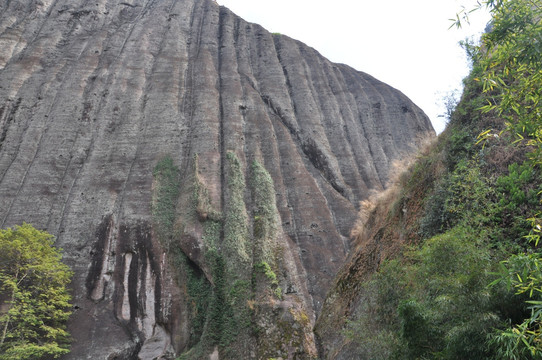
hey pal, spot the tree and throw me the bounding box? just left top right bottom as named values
left=456, top=0, right=542, bottom=162
left=454, top=0, right=542, bottom=357
left=490, top=253, right=542, bottom=359
left=479, top=0, right=541, bottom=161
left=0, top=223, right=72, bottom=359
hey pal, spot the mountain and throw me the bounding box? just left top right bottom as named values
left=0, top=0, right=433, bottom=358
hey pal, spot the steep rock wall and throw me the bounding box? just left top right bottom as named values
left=0, top=0, right=433, bottom=358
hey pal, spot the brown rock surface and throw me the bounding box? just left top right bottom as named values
left=0, top=0, right=433, bottom=358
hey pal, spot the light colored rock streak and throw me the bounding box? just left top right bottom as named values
left=121, top=252, right=133, bottom=320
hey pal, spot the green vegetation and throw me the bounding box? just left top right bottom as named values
left=205, top=250, right=229, bottom=345
left=346, top=160, right=523, bottom=358
left=154, top=153, right=289, bottom=358
left=192, top=249, right=250, bottom=351
left=178, top=154, right=287, bottom=359
left=219, top=152, right=255, bottom=356
left=468, top=0, right=542, bottom=356
left=250, top=161, right=284, bottom=300
left=419, top=158, right=493, bottom=238
left=0, top=224, right=72, bottom=359
left=223, top=151, right=251, bottom=273
left=468, top=0, right=542, bottom=163
left=254, top=262, right=282, bottom=300
left=184, top=260, right=211, bottom=343
left=152, top=155, right=180, bottom=247
left=346, top=1, right=542, bottom=358
left=255, top=262, right=278, bottom=284
left=151, top=156, right=217, bottom=357
left=250, top=160, right=279, bottom=266
left=396, top=227, right=500, bottom=359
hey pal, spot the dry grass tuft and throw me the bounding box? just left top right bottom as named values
left=350, top=134, right=437, bottom=240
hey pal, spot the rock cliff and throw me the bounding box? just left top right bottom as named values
left=0, top=0, right=433, bottom=358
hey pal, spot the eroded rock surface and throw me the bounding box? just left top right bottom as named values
left=0, top=0, right=433, bottom=358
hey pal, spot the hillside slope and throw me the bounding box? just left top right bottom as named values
left=316, top=15, right=542, bottom=356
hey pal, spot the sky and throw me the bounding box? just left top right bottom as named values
left=217, top=0, right=491, bottom=134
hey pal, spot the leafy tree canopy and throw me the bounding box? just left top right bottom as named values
left=0, top=223, right=72, bottom=360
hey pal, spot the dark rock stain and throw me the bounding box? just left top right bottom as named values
left=86, top=214, right=113, bottom=300
left=0, top=98, right=21, bottom=151
left=301, top=138, right=346, bottom=196
left=115, top=222, right=161, bottom=327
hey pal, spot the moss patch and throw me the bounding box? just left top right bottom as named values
left=250, top=160, right=280, bottom=266
left=152, top=155, right=180, bottom=247
left=223, top=151, right=251, bottom=275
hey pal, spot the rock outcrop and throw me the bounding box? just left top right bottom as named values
left=0, top=0, right=433, bottom=358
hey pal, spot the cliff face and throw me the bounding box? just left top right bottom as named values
left=0, top=0, right=433, bottom=358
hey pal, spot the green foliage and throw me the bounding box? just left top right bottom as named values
left=254, top=262, right=277, bottom=284
left=344, top=260, right=405, bottom=359
left=496, top=162, right=540, bottom=212
left=202, top=220, right=221, bottom=253
left=254, top=262, right=282, bottom=300
left=206, top=250, right=228, bottom=345
left=0, top=224, right=72, bottom=359
left=223, top=280, right=252, bottom=344
left=154, top=154, right=259, bottom=359
left=493, top=162, right=542, bottom=245
left=180, top=250, right=233, bottom=356
left=397, top=300, right=440, bottom=359
left=347, top=225, right=504, bottom=359
left=420, top=159, right=493, bottom=238
left=489, top=253, right=542, bottom=359
left=182, top=250, right=253, bottom=358
left=185, top=261, right=211, bottom=342
left=223, top=152, right=251, bottom=272
left=401, top=227, right=499, bottom=359
left=439, top=159, right=493, bottom=226
left=152, top=156, right=180, bottom=246
left=456, top=1, right=542, bottom=356
left=346, top=2, right=542, bottom=359
left=344, top=321, right=398, bottom=360
left=400, top=155, right=540, bottom=358
left=444, top=128, right=475, bottom=169
left=203, top=250, right=251, bottom=348
left=250, top=160, right=279, bottom=266
left=179, top=154, right=276, bottom=358
left=465, top=0, right=542, bottom=165
left=445, top=63, right=487, bottom=128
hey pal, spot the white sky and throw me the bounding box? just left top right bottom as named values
left=217, top=0, right=491, bottom=134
